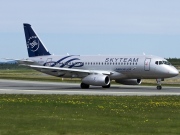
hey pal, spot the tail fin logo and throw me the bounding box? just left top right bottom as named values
left=27, top=36, right=39, bottom=52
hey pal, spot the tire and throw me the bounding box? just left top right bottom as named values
left=157, top=86, right=162, bottom=90
left=102, top=83, right=111, bottom=88
left=81, top=83, right=90, bottom=89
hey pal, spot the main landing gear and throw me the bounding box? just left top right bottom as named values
left=156, top=79, right=163, bottom=90
left=80, top=83, right=90, bottom=89
left=102, top=83, right=111, bottom=88
left=80, top=83, right=111, bottom=89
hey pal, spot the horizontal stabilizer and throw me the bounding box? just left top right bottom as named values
left=4, top=58, right=35, bottom=65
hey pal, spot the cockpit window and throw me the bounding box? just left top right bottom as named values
left=159, top=61, right=163, bottom=65
left=155, top=60, right=172, bottom=66
left=163, top=61, right=171, bottom=65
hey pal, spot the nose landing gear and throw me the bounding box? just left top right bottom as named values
left=157, top=85, right=162, bottom=90
left=156, top=79, right=163, bottom=90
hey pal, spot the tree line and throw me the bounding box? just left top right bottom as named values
left=166, top=58, right=180, bottom=65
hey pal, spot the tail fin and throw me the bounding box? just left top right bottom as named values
left=23, top=23, right=51, bottom=57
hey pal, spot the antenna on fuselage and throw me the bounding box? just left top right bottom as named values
left=143, top=52, right=146, bottom=55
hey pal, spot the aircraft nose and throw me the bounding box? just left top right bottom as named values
left=170, top=68, right=179, bottom=77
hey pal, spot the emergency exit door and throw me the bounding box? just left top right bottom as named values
left=144, top=58, right=151, bottom=71
left=46, top=58, right=52, bottom=66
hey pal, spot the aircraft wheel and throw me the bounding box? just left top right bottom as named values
left=102, top=83, right=111, bottom=88
left=81, top=83, right=89, bottom=89
left=157, top=86, right=162, bottom=90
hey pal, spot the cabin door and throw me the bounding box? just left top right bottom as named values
left=45, top=58, right=53, bottom=66
left=144, top=58, right=151, bottom=71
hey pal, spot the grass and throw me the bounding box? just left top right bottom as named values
left=0, top=69, right=179, bottom=134
left=0, top=69, right=80, bottom=83
left=0, top=95, right=179, bottom=135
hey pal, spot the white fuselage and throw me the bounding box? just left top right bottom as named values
left=28, top=54, right=179, bottom=80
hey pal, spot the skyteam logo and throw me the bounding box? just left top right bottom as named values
left=27, top=36, right=39, bottom=52
left=43, top=55, right=84, bottom=68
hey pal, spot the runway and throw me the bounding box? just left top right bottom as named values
left=0, top=79, right=180, bottom=96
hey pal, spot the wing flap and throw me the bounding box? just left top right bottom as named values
left=30, top=65, right=90, bottom=73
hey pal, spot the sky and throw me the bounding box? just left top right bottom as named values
left=1, top=0, right=180, bottom=60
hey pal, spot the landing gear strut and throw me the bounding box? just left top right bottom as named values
left=156, top=79, right=162, bottom=90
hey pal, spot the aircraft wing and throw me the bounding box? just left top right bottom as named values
left=29, top=65, right=112, bottom=76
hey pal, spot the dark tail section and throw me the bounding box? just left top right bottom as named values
left=23, top=23, right=51, bottom=57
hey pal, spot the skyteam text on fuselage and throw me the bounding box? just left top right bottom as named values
left=10, top=23, right=179, bottom=90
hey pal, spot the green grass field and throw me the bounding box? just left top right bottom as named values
left=0, top=69, right=180, bottom=134
left=0, top=69, right=81, bottom=82
left=0, top=95, right=180, bottom=135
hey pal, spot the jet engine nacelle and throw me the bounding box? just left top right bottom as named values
left=82, top=74, right=110, bottom=86
left=115, top=79, right=142, bottom=85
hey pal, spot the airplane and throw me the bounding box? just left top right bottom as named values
left=8, top=23, right=179, bottom=90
